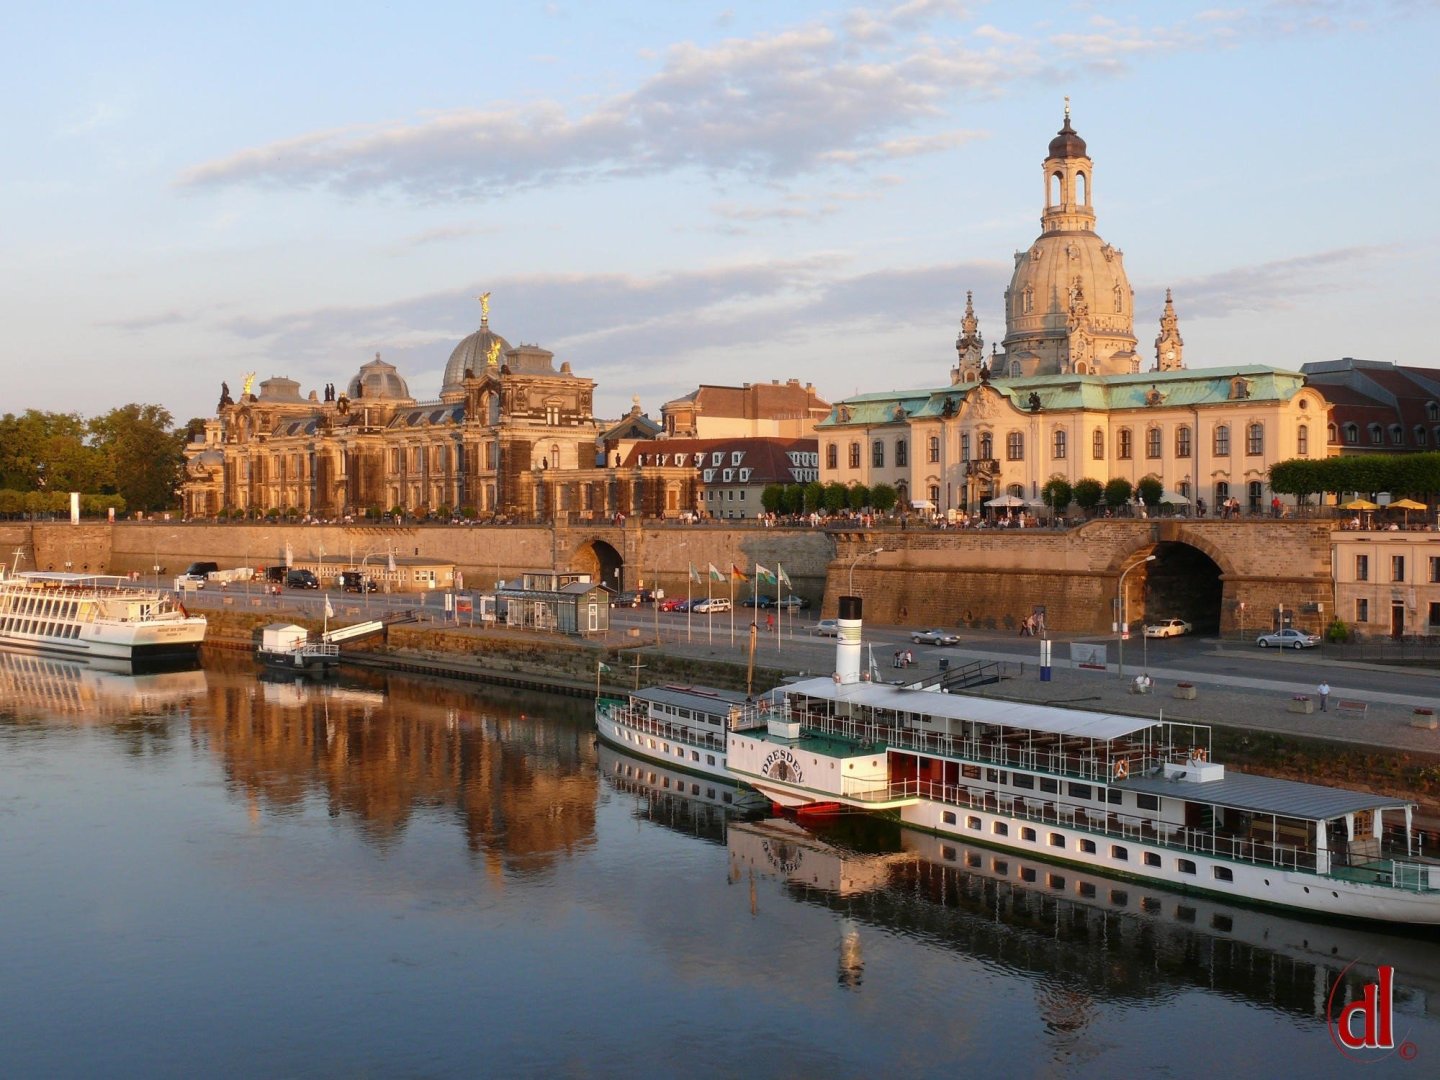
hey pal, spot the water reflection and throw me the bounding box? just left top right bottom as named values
left=0, top=647, right=207, bottom=722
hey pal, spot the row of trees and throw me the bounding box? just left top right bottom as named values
left=0, top=406, right=199, bottom=514
left=1268, top=454, right=1440, bottom=503
left=761, top=482, right=900, bottom=516
left=1039, top=476, right=1165, bottom=515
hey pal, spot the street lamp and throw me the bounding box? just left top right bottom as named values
left=848, top=547, right=885, bottom=595
left=1116, top=554, right=1156, bottom=677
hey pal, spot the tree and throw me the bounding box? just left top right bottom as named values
left=803, top=481, right=825, bottom=514
left=870, top=483, right=898, bottom=513
left=1073, top=478, right=1103, bottom=515
left=1136, top=476, right=1163, bottom=507
left=781, top=484, right=805, bottom=514
left=761, top=484, right=785, bottom=514
left=89, top=404, right=182, bottom=512
left=1104, top=477, right=1133, bottom=510
left=0, top=409, right=99, bottom=492
left=1041, top=478, right=1072, bottom=514
left=823, top=482, right=849, bottom=513
left=847, top=484, right=870, bottom=511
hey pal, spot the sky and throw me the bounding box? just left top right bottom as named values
left=3, top=0, right=1437, bottom=427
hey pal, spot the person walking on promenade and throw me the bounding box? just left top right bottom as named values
left=1318, top=681, right=1330, bottom=712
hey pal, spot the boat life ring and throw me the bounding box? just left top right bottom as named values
left=1114, top=759, right=1130, bottom=780
left=1190, top=746, right=1207, bottom=762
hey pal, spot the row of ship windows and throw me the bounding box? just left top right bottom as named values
left=622, top=729, right=719, bottom=768
left=1, top=617, right=80, bottom=639
left=964, top=766, right=1162, bottom=813
left=6, top=596, right=83, bottom=619
left=940, top=811, right=1233, bottom=881
left=937, top=845, right=1236, bottom=928
left=828, top=424, right=1296, bottom=468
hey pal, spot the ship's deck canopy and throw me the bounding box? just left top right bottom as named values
left=782, top=676, right=1154, bottom=742
left=1119, top=771, right=1407, bottom=820
left=634, top=685, right=751, bottom=719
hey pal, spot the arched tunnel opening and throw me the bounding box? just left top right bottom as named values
left=1142, top=541, right=1224, bottom=635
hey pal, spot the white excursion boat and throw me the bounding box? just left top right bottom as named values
left=595, top=684, right=769, bottom=784
left=0, top=570, right=207, bottom=663
left=724, top=595, right=1440, bottom=925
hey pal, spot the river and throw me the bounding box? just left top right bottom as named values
left=2, top=649, right=1436, bottom=1078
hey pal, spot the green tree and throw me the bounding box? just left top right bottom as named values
left=823, top=482, right=849, bottom=513
left=847, top=484, right=870, bottom=512
left=1041, top=478, right=1072, bottom=514
left=0, top=409, right=99, bottom=492
left=870, top=483, right=898, bottom=513
left=761, top=484, right=785, bottom=514
left=89, top=404, right=181, bottom=512
left=1073, top=478, right=1103, bottom=515
left=803, top=481, right=825, bottom=514
left=1104, top=477, right=1133, bottom=510
left=1136, top=476, right=1163, bottom=507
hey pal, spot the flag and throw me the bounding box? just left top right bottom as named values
left=755, top=563, right=776, bottom=585
left=688, top=562, right=701, bottom=584
left=777, top=563, right=792, bottom=588
left=324, top=597, right=334, bottom=619
left=708, top=563, right=725, bottom=582
left=597, top=660, right=612, bottom=673
left=731, top=564, right=747, bottom=582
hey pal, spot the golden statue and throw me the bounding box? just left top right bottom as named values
left=478, top=291, right=491, bottom=324
left=241, top=372, right=256, bottom=398
left=486, top=339, right=502, bottom=366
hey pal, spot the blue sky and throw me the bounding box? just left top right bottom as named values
left=3, top=0, right=1436, bottom=425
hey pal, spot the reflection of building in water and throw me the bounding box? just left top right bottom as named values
left=192, top=670, right=598, bottom=873
left=736, top=815, right=1440, bottom=1022
left=0, top=648, right=207, bottom=721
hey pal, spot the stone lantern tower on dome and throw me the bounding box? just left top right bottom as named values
left=999, top=104, right=1138, bottom=377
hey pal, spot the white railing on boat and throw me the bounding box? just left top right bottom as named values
left=599, top=703, right=726, bottom=753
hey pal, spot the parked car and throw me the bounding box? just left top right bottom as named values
left=180, top=560, right=220, bottom=588
left=613, top=589, right=654, bottom=607
left=340, top=570, right=377, bottom=593
left=285, top=568, right=320, bottom=590
left=1257, top=628, right=1321, bottom=649
left=771, top=595, right=810, bottom=610
left=809, top=619, right=841, bottom=637
left=263, top=565, right=288, bottom=584
left=742, top=595, right=775, bottom=608
left=692, top=597, right=731, bottom=614
left=910, top=628, right=960, bottom=646
left=1144, top=618, right=1192, bottom=639
left=658, top=596, right=688, bottom=612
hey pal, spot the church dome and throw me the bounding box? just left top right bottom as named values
left=347, top=354, right=413, bottom=402
left=442, top=322, right=512, bottom=397
left=1002, top=232, right=1135, bottom=374
left=1048, top=116, right=1087, bottom=159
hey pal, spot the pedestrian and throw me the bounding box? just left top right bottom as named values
left=766, top=613, right=775, bottom=633
left=893, top=650, right=901, bottom=669
left=1271, top=495, right=1282, bottom=518
left=1318, top=681, right=1330, bottom=712
left=905, top=649, right=914, bottom=667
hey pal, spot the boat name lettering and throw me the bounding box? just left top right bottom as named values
left=760, top=748, right=804, bottom=783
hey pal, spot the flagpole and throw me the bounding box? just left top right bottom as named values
left=729, top=568, right=735, bottom=646
left=707, top=569, right=713, bottom=645
left=686, top=565, right=693, bottom=643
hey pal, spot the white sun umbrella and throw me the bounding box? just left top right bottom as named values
left=1158, top=490, right=1190, bottom=505
left=985, top=494, right=1026, bottom=507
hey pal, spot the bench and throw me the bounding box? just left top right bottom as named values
left=1336, top=699, right=1368, bottom=718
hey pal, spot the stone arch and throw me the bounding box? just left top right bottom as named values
left=571, top=537, right=625, bottom=594
left=1104, top=526, right=1236, bottom=635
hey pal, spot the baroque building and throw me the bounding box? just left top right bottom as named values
left=820, top=107, right=1330, bottom=515
left=183, top=300, right=691, bottom=521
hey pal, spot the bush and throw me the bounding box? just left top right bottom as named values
left=1325, top=617, right=1351, bottom=644
left=1073, top=478, right=1103, bottom=515
left=1041, top=478, right=1072, bottom=514
left=1136, top=476, right=1163, bottom=507
left=1104, top=478, right=1133, bottom=509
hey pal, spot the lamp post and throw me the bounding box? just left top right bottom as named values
left=848, top=547, right=885, bottom=595
left=1116, top=554, right=1156, bottom=677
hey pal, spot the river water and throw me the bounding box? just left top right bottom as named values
left=3, top=650, right=1438, bottom=1078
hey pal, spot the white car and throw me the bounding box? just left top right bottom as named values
left=1144, top=618, right=1192, bottom=639
left=911, top=628, right=960, bottom=646
left=691, top=597, right=731, bottom=614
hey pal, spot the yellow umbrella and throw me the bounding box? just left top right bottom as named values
left=1342, top=499, right=1380, bottom=511
left=1388, top=498, right=1427, bottom=510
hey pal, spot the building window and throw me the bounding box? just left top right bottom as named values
left=1145, top=427, right=1161, bottom=459
left=895, top=440, right=907, bottom=467
left=978, top=433, right=993, bottom=460
left=1429, top=602, right=1440, bottom=626
left=1356, top=597, right=1369, bottom=623
left=1391, top=424, right=1404, bottom=446
left=872, top=440, right=885, bottom=468
left=1052, top=428, right=1067, bottom=459
left=1214, top=425, right=1230, bottom=456
left=1429, top=401, right=1439, bottom=422
left=1369, top=423, right=1382, bottom=446
left=826, top=443, right=837, bottom=470
left=1176, top=426, right=1191, bottom=458
left=1248, top=481, right=1263, bottom=513
left=928, top=484, right=939, bottom=504
left=1393, top=555, right=1405, bottom=582
left=1355, top=554, right=1368, bottom=582
left=960, top=433, right=971, bottom=461
left=1006, top=432, right=1024, bottom=461
left=1214, top=481, right=1229, bottom=508
left=1429, top=556, right=1440, bottom=584
left=1297, top=425, right=1308, bottom=456
left=1247, top=423, right=1264, bottom=456
left=1092, top=428, right=1104, bottom=460
left=1343, top=423, right=1358, bottom=444
left=1416, top=426, right=1427, bottom=447
left=848, top=443, right=860, bottom=469
left=928, top=436, right=940, bottom=463
left=1117, top=429, right=1132, bottom=460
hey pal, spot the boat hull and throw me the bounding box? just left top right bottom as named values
left=258, top=649, right=339, bottom=673
left=596, top=709, right=736, bottom=785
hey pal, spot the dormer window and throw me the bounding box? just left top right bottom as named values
left=1428, top=401, right=1439, bottom=421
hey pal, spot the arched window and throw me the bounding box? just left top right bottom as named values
left=928, top=436, right=940, bottom=463
left=1214, top=481, right=1230, bottom=507
left=1343, top=423, right=1358, bottom=444
left=1022, top=286, right=1034, bottom=314
left=1113, top=283, right=1123, bottom=313
left=826, top=443, right=837, bottom=470
left=1176, top=426, right=1192, bottom=458
left=872, top=440, right=885, bottom=468
left=928, top=484, right=940, bottom=504
left=1092, top=428, right=1105, bottom=460
left=1052, top=428, right=1067, bottom=459
left=1075, top=361, right=1089, bottom=375
left=1297, top=425, right=1309, bottom=456
left=1428, top=401, right=1439, bottom=421
left=1214, top=425, right=1230, bottom=456
left=1247, top=481, right=1263, bottom=513
left=1048, top=171, right=1062, bottom=206
left=1117, top=429, right=1133, bottom=460
left=1077, top=171, right=1088, bottom=205
left=1390, top=424, right=1404, bottom=446
left=978, top=432, right=993, bottom=460
left=1247, top=422, right=1264, bottom=456
left=1006, top=431, right=1024, bottom=461
left=895, top=439, right=907, bottom=467
left=1145, top=427, right=1162, bottom=459
left=1369, top=423, right=1383, bottom=446
left=848, top=442, right=861, bottom=469
left=1415, top=426, right=1427, bottom=448
left=1178, top=480, right=1191, bottom=498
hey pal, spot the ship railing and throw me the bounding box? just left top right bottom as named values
left=601, top=705, right=726, bottom=752
left=298, top=643, right=340, bottom=658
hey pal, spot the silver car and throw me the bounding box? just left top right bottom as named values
left=809, top=619, right=841, bottom=637
left=910, top=628, right=960, bottom=646
left=1256, top=628, right=1321, bottom=649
